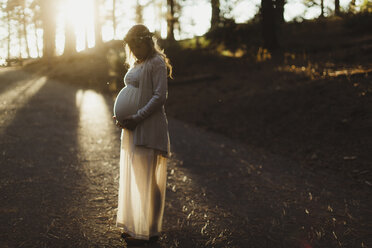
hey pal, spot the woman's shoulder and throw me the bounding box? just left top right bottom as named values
left=147, top=53, right=165, bottom=67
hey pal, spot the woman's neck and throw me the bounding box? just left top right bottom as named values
left=135, top=51, right=155, bottom=64
left=134, top=59, right=144, bottom=66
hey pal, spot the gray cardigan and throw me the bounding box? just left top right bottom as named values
left=131, top=53, right=171, bottom=157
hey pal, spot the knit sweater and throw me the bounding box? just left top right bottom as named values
left=131, top=53, right=170, bottom=157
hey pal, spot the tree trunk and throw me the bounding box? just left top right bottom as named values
left=261, top=0, right=279, bottom=51
left=276, top=0, right=285, bottom=24
left=349, top=0, right=356, bottom=13
left=320, top=0, right=324, bottom=17
left=167, top=0, right=175, bottom=41
left=85, top=27, right=89, bottom=49
left=94, top=0, right=103, bottom=47
left=210, top=0, right=220, bottom=30
left=18, top=23, right=23, bottom=59
left=40, top=0, right=56, bottom=59
left=7, top=10, right=11, bottom=66
left=156, top=1, right=163, bottom=34
left=335, top=0, right=340, bottom=15
left=21, top=4, right=30, bottom=58
left=112, top=0, right=116, bottom=38
left=63, top=18, right=76, bottom=55
left=33, top=21, right=40, bottom=57
left=30, top=0, right=41, bottom=57
left=135, top=0, right=144, bottom=24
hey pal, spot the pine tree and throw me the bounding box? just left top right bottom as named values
left=40, top=0, right=56, bottom=58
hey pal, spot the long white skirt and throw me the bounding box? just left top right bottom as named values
left=116, top=128, right=168, bottom=240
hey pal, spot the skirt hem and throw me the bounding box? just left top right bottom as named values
left=116, top=222, right=160, bottom=240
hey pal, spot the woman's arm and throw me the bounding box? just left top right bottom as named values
left=133, top=56, right=168, bottom=122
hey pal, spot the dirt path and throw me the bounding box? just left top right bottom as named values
left=0, top=68, right=370, bottom=248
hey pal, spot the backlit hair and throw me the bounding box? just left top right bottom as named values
left=124, top=24, right=173, bottom=79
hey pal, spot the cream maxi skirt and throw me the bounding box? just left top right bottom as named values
left=116, top=128, right=168, bottom=240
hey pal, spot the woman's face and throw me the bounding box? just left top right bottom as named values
left=128, top=39, right=150, bottom=61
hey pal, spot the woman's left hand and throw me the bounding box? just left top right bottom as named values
left=113, top=116, right=123, bottom=128
left=122, top=115, right=139, bottom=131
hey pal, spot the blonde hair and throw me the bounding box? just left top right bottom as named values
left=124, top=24, right=173, bottom=79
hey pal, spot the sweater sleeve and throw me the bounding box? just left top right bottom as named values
left=133, top=56, right=168, bottom=122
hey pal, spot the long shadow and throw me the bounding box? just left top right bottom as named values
left=102, top=80, right=367, bottom=247
left=167, top=116, right=369, bottom=247
left=0, top=68, right=41, bottom=95
left=0, top=75, right=91, bottom=247
left=166, top=118, right=278, bottom=247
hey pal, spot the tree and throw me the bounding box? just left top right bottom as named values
left=335, top=0, right=340, bottom=15
left=5, top=0, right=31, bottom=58
left=30, top=0, right=41, bottom=57
left=20, top=0, right=30, bottom=57
left=135, top=0, right=144, bottom=24
left=210, top=0, right=220, bottom=30
left=40, top=0, right=56, bottom=58
left=261, top=0, right=278, bottom=51
left=1, top=2, right=12, bottom=64
left=17, top=10, right=22, bottom=59
left=84, top=26, right=89, bottom=49
left=348, top=0, right=356, bottom=13
left=304, top=0, right=325, bottom=18
left=166, top=0, right=181, bottom=41
left=134, top=0, right=152, bottom=25
left=112, top=0, right=116, bottom=38
left=360, top=0, right=372, bottom=12
left=276, top=0, right=285, bottom=23
left=94, top=0, right=103, bottom=47
left=167, top=0, right=176, bottom=41
left=63, top=16, right=76, bottom=55
left=154, top=0, right=164, bottom=34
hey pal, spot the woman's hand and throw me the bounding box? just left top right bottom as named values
left=113, top=115, right=138, bottom=130
left=122, top=115, right=139, bottom=131
left=112, top=116, right=124, bottom=128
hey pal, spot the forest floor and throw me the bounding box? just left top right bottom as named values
left=0, top=52, right=371, bottom=248
left=2, top=17, right=372, bottom=247
left=166, top=48, right=372, bottom=188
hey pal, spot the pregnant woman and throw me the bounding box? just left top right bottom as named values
left=112, top=24, right=172, bottom=245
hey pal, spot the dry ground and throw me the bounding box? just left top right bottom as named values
left=0, top=64, right=370, bottom=248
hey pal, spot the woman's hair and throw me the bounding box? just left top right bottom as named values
left=124, top=24, right=173, bottom=79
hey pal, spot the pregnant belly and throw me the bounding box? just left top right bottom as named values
left=113, top=86, right=139, bottom=125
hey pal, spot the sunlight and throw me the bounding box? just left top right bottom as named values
left=0, top=76, right=47, bottom=134
left=58, top=0, right=95, bottom=53
left=76, top=89, right=110, bottom=128
left=0, top=0, right=364, bottom=59
left=64, top=0, right=92, bottom=24
left=76, top=89, right=114, bottom=158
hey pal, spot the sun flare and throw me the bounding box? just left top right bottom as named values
left=60, top=0, right=95, bottom=52
left=0, top=0, right=360, bottom=60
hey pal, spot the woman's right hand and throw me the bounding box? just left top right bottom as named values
left=112, top=116, right=123, bottom=129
